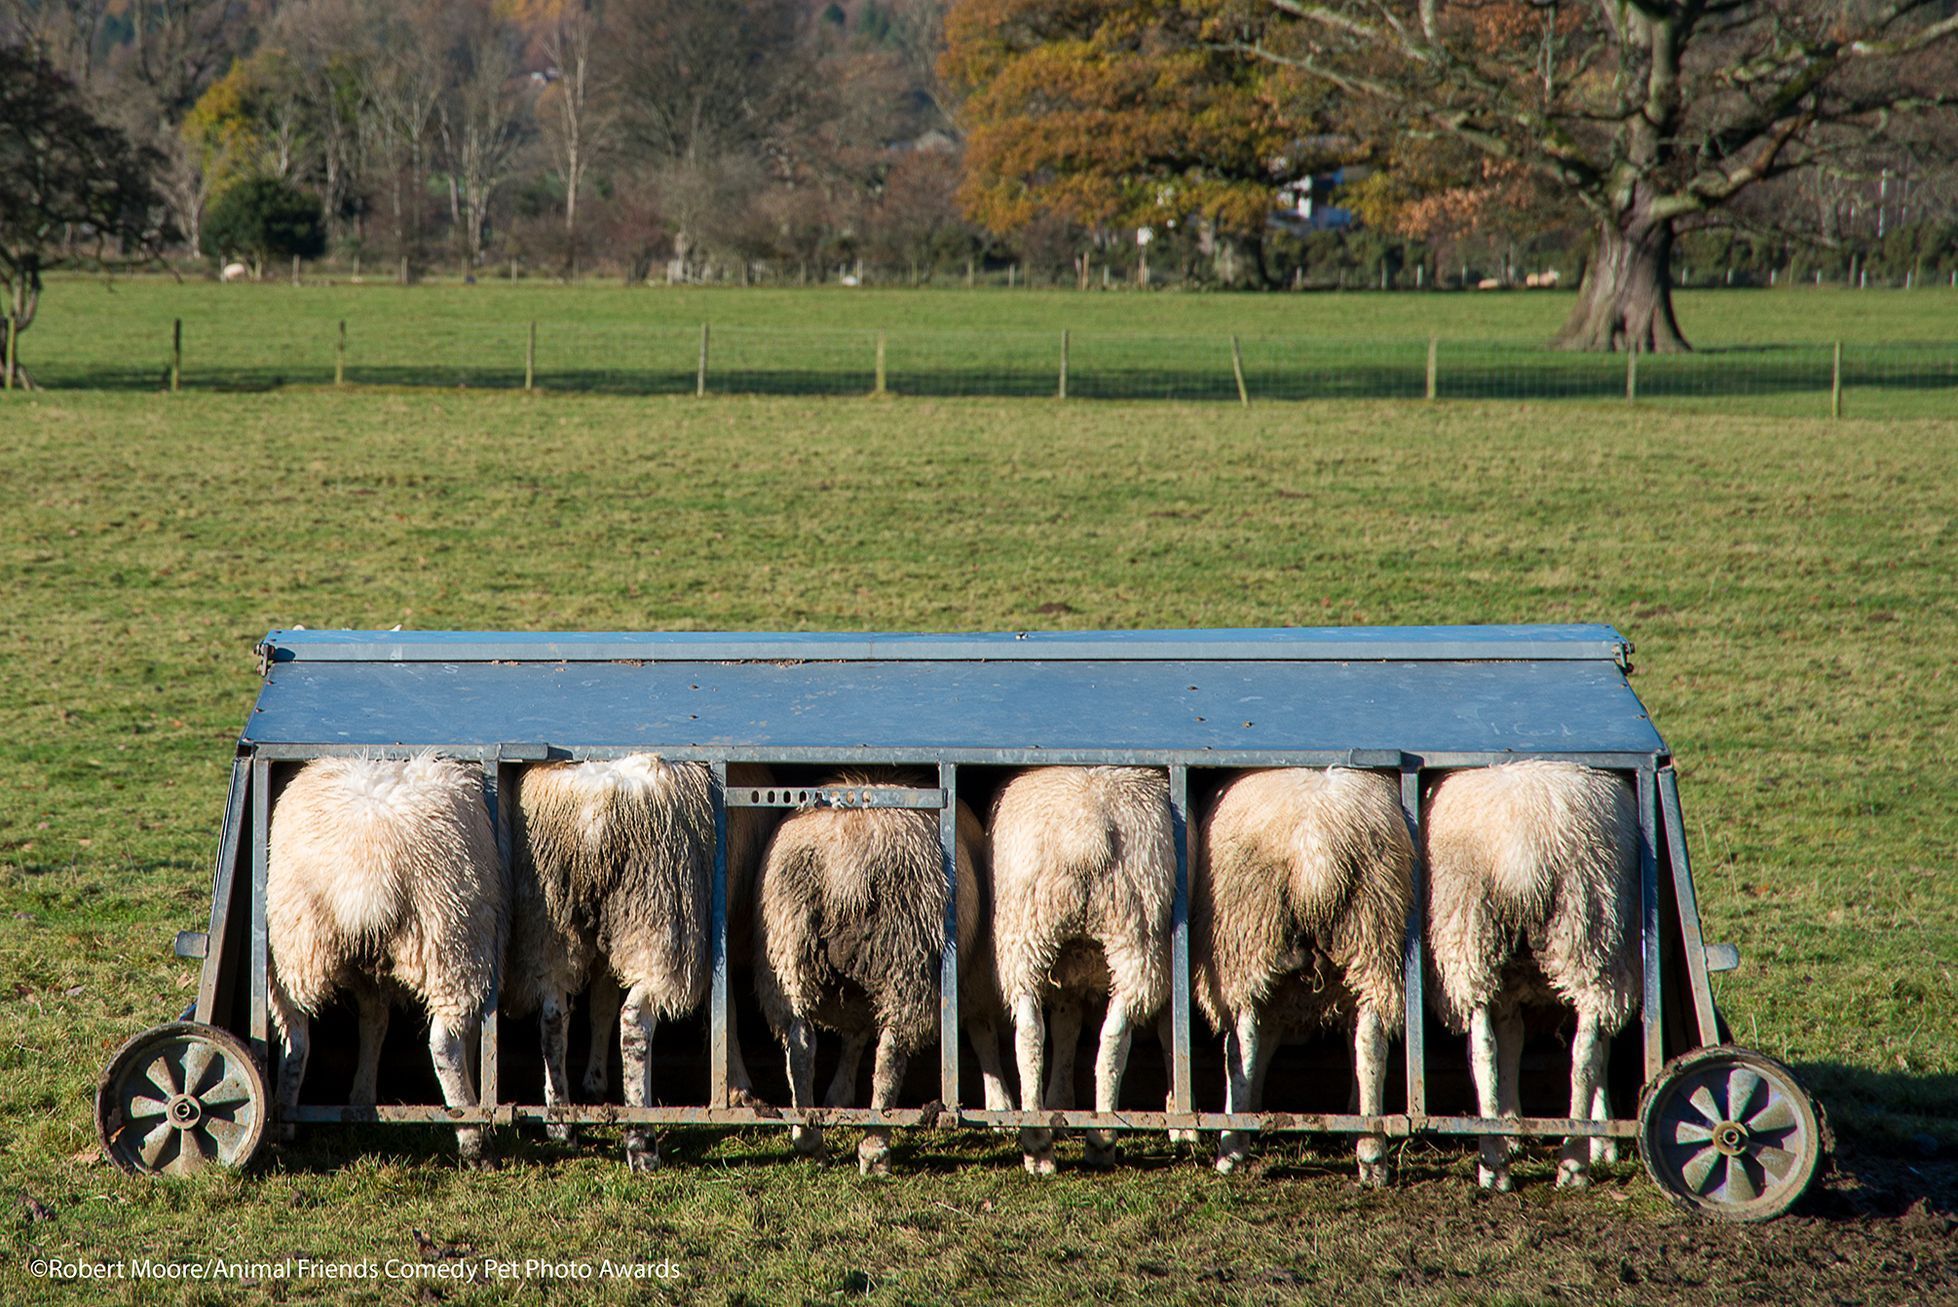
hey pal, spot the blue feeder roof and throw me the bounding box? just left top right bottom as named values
left=240, top=625, right=1667, bottom=765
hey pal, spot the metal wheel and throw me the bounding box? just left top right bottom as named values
left=96, top=1022, right=267, bottom=1177
left=1638, top=1044, right=1828, bottom=1222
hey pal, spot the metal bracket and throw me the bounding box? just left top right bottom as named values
left=1704, top=942, right=1741, bottom=973
left=173, top=930, right=209, bottom=960
left=725, top=785, right=945, bottom=810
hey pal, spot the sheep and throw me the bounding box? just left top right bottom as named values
left=573, top=764, right=781, bottom=1110
left=266, top=754, right=505, bottom=1165
left=510, top=754, right=773, bottom=1169
left=1193, top=767, right=1413, bottom=1183
left=1424, top=760, right=1640, bottom=1191
left=990, top=766, right=1175, bottom=1174
left=753, top=769, right=1011, bottom=1176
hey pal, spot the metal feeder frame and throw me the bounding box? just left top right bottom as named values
left=100, top=626, right=1827, bottom=1219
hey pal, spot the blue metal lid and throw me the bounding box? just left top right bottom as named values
left=240, top=626, right=1664, bottom=762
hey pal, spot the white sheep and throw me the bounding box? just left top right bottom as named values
left=1194, top=767, right=1413, bottom=1182
left=574, top=764, right=780, bottom=1110
left=990, top=766, right=1174, bottom=1174
left=508, top=754, right=727, bottom=1169
left=753, top=770, right=1010, bottom=1176
left=266, top=754, right=505, bottom=1164
left=1424, top=759, right=1640, bottom=1191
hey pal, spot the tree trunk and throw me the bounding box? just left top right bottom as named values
left=1553, top=213, right=1689, bottom=352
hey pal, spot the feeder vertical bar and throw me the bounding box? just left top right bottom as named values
left=1167, top=765, right=1194, bottom=1115
left=249, top=756, right=272, bottom=1070
left=170, top=318, right=182, bottom=393
left=937, top=761, right=962, bottom=1108
left=477, top=756, right=502, bottom=1108
left=1230, top=335, right=1249, bottom=406
left=195, top=757, right=252, bottom=1026
left=1399, top=766, right=1428, bottom=1120
left=1658, top=767, right=1722, bottom=1048
left=1637, top=765, right=1664, bottom=1080
left=709, top=760, right=732, bottom=1107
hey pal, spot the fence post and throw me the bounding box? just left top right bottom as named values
left=697, top=323, right=710, bottom=397
left=3, top=313, right=14, bottom=391
left=1625, top=340, right=1638, bottom=404
left=1831, top=340, right=1842, bottom=419
left=525, top=320, right=536, bottom=392
left=874, top=331, right=887, bottom=396
left=1230, top=334, right=1249, bottom=406
left=1426, top=335, right=1439, bottom=401
left=291, top=254, right=300, bottom=287
left=1058, top=328, right=1069, bottom=399
left=335, top=320, right=346, bottom=387
left=170, top=318, right=182, bottom=394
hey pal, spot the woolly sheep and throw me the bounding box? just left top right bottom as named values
left=1424, top=760, right=1640, bottom=1191
left=1194, top=767, right=1413, bottom=1182
left=753, top=769, right=1010, bottom=1176
left=573, top=764, right=781, bottom=1110
left=989, top=766, right=1174, bottom=1174
left=266, top=755, right=505, bottom=1165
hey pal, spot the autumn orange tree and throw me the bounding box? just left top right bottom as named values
left=942, top=0, right=1320, bottom=272
left=1241, top=1, right=1958, bottom=351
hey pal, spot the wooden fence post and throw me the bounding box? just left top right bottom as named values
left=1230, top=335, right=1249, bottom=406
left=170, top=319, right=182, bottom=394
left=1831, top=340, right=1842, bottom=419
left=697, top=323, right=710, bottom=397
left=335, top=320, right=346, bottom=387
left=1058, top=329, right=1069, bottom=399
left=1426, top=335, right=1439, bottom=402
left=1625, top=340, right=1638, bottom=404
left=874, top=331, right=887, bottom=396
left=525, top=320, right=536, bottom=392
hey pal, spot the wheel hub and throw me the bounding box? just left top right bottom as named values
left=1712, top=1121, right=1747, bottom=1155
left=168, top=1094, right=203, bottom=1128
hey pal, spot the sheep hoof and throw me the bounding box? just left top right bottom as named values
left=624, top=1133, right=659, bottom=1172
left=727, top=1086, right=767, bottom=1110
left=1591, top=1139, right=1619, bottom=1167
left=1477, top=1164, right=1512, bottom=1192
left=1023, top=1152, right=1057, bottom=1177
left=791, top=1127, right=825, bottom=1158
left=858, top=1145, right=892, bottom=1178
left=1556, top=1160, right=1590, bottom=1190
left=1168, top=1128, right=1199, bottom=1145
left=1083, top=1141, right=1118, bottom=1171
left=545, top=1123, right=576, bottom=1144
left=1214, top=1151, right=1245, bottom=1176
left=580, top=1075, right=607, bottom=1099
left=1357, top=1160, right=1388, bottom=1188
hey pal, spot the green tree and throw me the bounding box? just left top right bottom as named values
left=201, top=176, right=328, bottom=276
left=0, top=43, right=171, bottom=388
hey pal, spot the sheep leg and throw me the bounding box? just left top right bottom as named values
left=1353, top=1006, right=1390, bottom=1187
left=858, top=1027, right=907, bottom=1178
left=1558, top=1012, right=1608, bottom=1188
left=270, top=985, right=308, bottom=1145
left=1084, top=1003, right=1134, bottom=1169
left=1496, top=1008, right=1525, bottom=1163
left=428, top=1014, right=488, bottom=1166
left=1217, top=1007, right=1260, bottom=1174
left=581, top=971, right=619, bottom=1100
left=1590, top=1065, right=1617, bottom=1166
left=784, top=1015, right=823, bottom=1157
left=1468, top=1006, right=1510, bottom=1191
left=1044, top=994, right=1083, bottom=1110
left=540, top=988, right=576, bottom=1142
left=825, top=1027, right=872, bottom=1107
left=965, top=1013, right=1013, bottom=1114
left=724, top=1000, right=759, bottom=1107
left=350, top=984, right=389, bottom=1107
left=1011, top=992, right=1054, bottom=1175
left=618, top=981, right=661, bottom=1172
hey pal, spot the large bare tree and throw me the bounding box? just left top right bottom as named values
left=1243, top=1, right=1958, bottom=350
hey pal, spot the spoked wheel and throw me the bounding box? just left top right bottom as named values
left=1638, top=1044, right=1828, bottom=1222
left=96, top=1022, right=267, bottom=1176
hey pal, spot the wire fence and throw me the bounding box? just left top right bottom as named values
left=10, top=315, right=1957, bottom=416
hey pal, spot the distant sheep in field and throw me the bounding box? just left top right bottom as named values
left=754, top=769, right=1010, bottom=1176
left=266, top=755, right=504, bottom=1165
left=511, top=755, right=777, bottom=1169
left=221, top=261, right=249, bottom=282
left=990, top=766, right=1174, bottom=1174
left=1194, top=768, right=1412, bottom=1183
left=575, top=764, right=781, bottom=1110
left=1424, top=760, right=1640, bottom=1191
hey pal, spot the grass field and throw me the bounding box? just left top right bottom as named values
left=1, top=294, right=1955, bottom=1303
left=13, top=276, right=1958, bottom=414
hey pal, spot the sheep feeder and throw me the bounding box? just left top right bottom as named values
left=97, top=625, right=1827, bottom=1221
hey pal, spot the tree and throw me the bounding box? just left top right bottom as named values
left=0, top=43, right=171, bottom=387
left=435, top=1, right=529, bottom=270
left=1242, top=2, right=1958, bottom=351
left=533, top=0, right=612, bottom=274
left=942, top=0, right=1311, bottom=257
left=200, top=175, right=327, bottom=275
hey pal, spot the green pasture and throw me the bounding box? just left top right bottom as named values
left=1, top=317, right=1955, bottom=1300
left=13, top=276, right=1958, bottom=415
